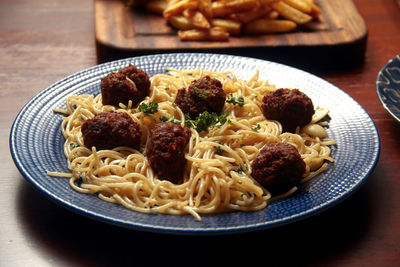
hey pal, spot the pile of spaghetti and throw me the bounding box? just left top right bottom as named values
left=50, top=69, right=335, bottom=221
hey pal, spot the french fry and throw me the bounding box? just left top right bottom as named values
left=310, top=5, right=321, bottom=18
left=168, top=15, right=193, bottom=30
left=163, top=0, right=198, bottom=20
left=303, top=0, right=321, bottom=18
left=198, top=0, right=213, bottom=20
left=259, top=0, right=278, bottom=5
left=212, top=0, right=260, bottom=17
left=178, top=27, right=230, bottom=41
left=211, top=18, right=242, bottom=35
left=201, top=26, right=230, bottom=41
left=282, top=0, right=312, bottom=14
left=145, top=0, right=168, bottom=15
left=225, top=0, right=261, bottom=10
left=192, top=11, right=211, bottom=29
left=183, top=9, right=211, bottom=29
left=229, top=6, right=272, bottom=24
left=244, top=19, right=297, bottom=34
left=211, top=2, right=228, bottom=17
left=136, top=0, right=322, bottom=41
left=271, top=1, right=312, bottom=25
left=265, top=10, right=280, bottom=20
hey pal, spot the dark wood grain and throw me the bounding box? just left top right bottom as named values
left=1, top=0, right=400, bottom=266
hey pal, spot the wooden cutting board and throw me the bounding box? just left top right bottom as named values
left=94, top=0, right=367, bottom=52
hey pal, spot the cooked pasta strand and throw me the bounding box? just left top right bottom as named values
left=48, top=69, right=335, bottom=220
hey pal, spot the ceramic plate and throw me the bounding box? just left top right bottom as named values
left=10, top=53, right=380, bottom=234
left=377, top=54, right=400, bottom=122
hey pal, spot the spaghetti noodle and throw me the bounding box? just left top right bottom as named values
left=49, top=69, right=335, bottom=221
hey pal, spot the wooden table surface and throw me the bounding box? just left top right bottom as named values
left=1, top=0, right=400, bottom=266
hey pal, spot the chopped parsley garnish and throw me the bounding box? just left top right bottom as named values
left=226, top=94, right=244, bottom=107
left=233, top=166, right=246, bottom=174
left=69, top=142, right=80, bottom=149
left=217, top=112, right=230, bottom=125
left=160, top=116, right=181, bottom=124
left=251, top=124, right=261, bottom=131
left=213, top=142, right=225, bottom=155
left=138, top=101, right=158, bottom=114
left=193, top=87, right=210, bottom=99
left=214, top=145, right=225, bottom=155
left=185, top=111, right=230, bottom=132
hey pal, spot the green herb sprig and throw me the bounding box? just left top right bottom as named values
left=160, top=116, right=181, bottom=124
left=69, top=142, right=80, bottom=149
left=251, top=124, right=261, bottom=131
left=226, top=94, right=244, bottom=107
left=233, top=166, right=246, bottom=174
left=185, top=111, right=229, bottom=132
left=138, top=101, right=158, bottom=114
left=214, top=145, right=225, bottom=155
left=193, top=87, right=210, bottom=99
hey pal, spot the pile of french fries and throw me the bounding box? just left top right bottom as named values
left=132, top=0, right=321, bottom=41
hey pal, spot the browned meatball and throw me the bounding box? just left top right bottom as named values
left=251, top=143, right=306, bottom=195
left=175, top=75, right=226, bottom=118
left=146, top=122, right=191, bottom=184
left=81, top=111, right=142, bottom=150
left=262, top=88, right=314, bottom=133
left=101, top=64, right=150, bottom=107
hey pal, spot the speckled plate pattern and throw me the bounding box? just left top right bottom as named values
left=377, top=54, right=400, bottom=122
left=10, top=53, right=380, bottom=234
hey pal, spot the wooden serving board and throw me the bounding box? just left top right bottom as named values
left=95, top=0, right=367, bottom=52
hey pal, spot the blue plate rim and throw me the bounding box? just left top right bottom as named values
left=10, top=53, right=380, bottom=235
left=376, top=54, right=400, bottom=123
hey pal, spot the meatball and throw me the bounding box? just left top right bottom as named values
left=101, top=64, right=150, bottom=107
left=81, top=111, right=142, bottom=150
left=251, top=143, right=306, bottom=195
left=175, top=75, right=226, bottom=118
left=262, top=88, right=314, bottom=133
left=146, top=122, right=191, bottom=184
